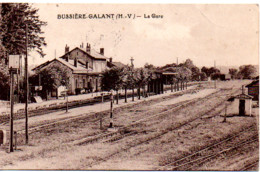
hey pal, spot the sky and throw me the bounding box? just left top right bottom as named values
left=28, top=3, right=259, bottom=68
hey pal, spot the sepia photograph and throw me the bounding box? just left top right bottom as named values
left=0, top=2, right=259, bottom=170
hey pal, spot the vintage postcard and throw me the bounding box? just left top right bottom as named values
left=0, top=3, right=259, bottom=170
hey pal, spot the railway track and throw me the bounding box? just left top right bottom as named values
left=1, top=84, right=253, bottom=170
left=71, top=88, right=232, bottom=146
left=6, top=87, right=229, bottom=152
left=239, top=160, right=259, bottom=171
left=158, top=125, right=258, bottom=170
left=79, top=89, right=241, bottom=168
left=12, top=87, right=236, bottom=146
left=15, top=88, right=203, bottom=135
left=181, top=137, right=257, bottom=171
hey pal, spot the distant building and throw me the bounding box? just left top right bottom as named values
left=246, top=80, right=259, bottom=101
left=32, top=43, right=108, bottom=97
left=219, top=74, right=231, bottom=81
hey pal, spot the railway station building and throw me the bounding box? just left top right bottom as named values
left=32, top=43, right=108, bottom=97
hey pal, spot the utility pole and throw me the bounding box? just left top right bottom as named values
left=9, top=68, right=14, bottom=152
left=25, top=23, right=29, bottom=144
left=214, top=60, right=217, bottom=89
left=177, top=57, right=178, bottom=65
left=130, top=57, right=134, bottom=101
left=8, top=55, right=20, bottom=152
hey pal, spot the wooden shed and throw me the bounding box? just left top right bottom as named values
left=227, top=93, right=253, bottom=116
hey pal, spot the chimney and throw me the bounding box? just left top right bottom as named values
left=74, top=58, right=77, bottom=67
left=100, top=48, right=104, bottom=55
left=65, top=55, right=69, bottom=62
left=65, top=44, right=69, bottom=53
left=86, top=61, right=89, bottom=69
left=109, top=57, right=112, bottom=62
left=86, top=43, right=91, bottom=53
left=80, top=42, right=84, bottom=48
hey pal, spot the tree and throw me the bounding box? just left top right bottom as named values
left=134, top=68, right=149, bottom=99
left=0, top=43, right=10, bottom=100
left=182, top=59, right=200, bottom=81
left=229, top=68, right=238, bottom=79
left=176, top=66, right=192, bottom=90
left=201, top=66, right=210, bottom=77
left=183, top=59, right=194, bottom=69
left=201, top=66, right=220, bottom=79
left=200, top=72, right=208, bottom=81
left=144, top=63, right=156, bottom=70
left=36, top=62, right=72, bottom=99
left=0, top=3, right=47, bottom=57
left=191, top=66, right=200, bottom=81
left=237, top=65, right=257, bottom=79
left=177, top=66, right=192, bottom=81
left=101, top=66, right=125, bottom=91
left=0, top=59, right=10, bottom=100
left=121, top=65, right=135, bottom=102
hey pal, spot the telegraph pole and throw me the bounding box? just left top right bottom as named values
left=214, top=60, right=217, bottom=89
left=8, top=55, right=20, bottom=152
left=130, top=57, right=134, bottom=101
left=25, top=23, right=29, bottom=144
left=9, top=68, right=14, bottom=152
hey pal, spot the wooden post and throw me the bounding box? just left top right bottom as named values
left=46, top=89, right=49, bottom=101
left=100, top=93, right=104, bottom=130
left=100, top=117, right=103, bottom=130
left=66, top=92, right=68, bottom=113
left=124, top=87, right=127, bottom=103
left=223, top=104, right=227, bottom=122
left=132, top=87, right=134, bottom=101
left=116, top=90, right=119, bottom=104
left=153, top=81, right=155, bottom=94
left=14, top=131, right=17, bottom=150
left=249, top=99, right=252, bottom=117
left=109, top=92, right=113, bottom=128
left=17, top=69, right=20, bottom=102
left=161, top=78, right=164, bottom=94
left=56, top=88, right=58, bottom=99
left=138, top=87, right=140, bottom=100
left=147, top=83, right=149, bottom=97
left=143, top=85, right=146, bottom=98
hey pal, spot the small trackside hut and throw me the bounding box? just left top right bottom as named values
left=227, top=89, right=253, bottom=116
